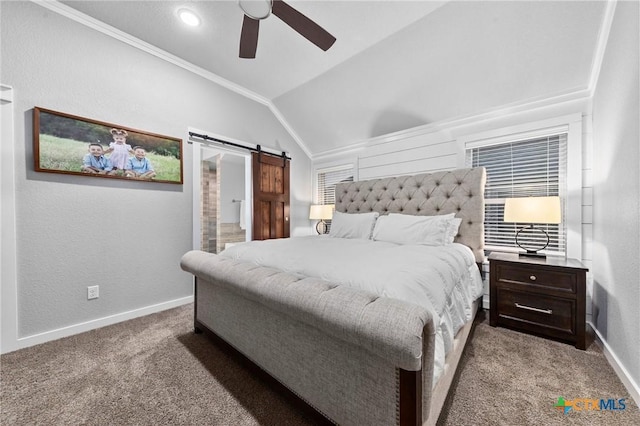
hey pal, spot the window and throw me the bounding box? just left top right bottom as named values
left=466, top=133, right=567, bottom=254
left=315, top=165, right=354, bottom=232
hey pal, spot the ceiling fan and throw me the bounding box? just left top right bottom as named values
left=238, top=0, right=336, bottom=59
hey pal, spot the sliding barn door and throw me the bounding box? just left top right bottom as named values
left=252, top=152, right=290, bottom=240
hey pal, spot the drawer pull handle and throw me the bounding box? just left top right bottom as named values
left=529, top=275, right=537, bottom=281
left=515, top=303, right=552, bottom=315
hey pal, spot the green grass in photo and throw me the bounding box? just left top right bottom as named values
left=38, top=134, right=181, bottom=182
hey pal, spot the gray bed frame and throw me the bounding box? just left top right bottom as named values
left=180, top=166, right=486, bottom=425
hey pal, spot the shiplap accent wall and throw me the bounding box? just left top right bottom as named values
left=320, top=108, right=593, bottom=317
left=358, top=131, right=457, bottom=180
left=582, top=113, right=594, bottom=319
left=355, top=127, right=490, bottom=301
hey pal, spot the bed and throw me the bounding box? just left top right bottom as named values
left=180, top=166, right=486, bottom=425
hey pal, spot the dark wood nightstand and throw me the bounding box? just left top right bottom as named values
left=489, top=252, right=588, bottom=350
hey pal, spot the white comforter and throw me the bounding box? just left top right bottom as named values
left=220, top=235, right=483, bottom=386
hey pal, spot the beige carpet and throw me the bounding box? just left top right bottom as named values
left=2, top=304, right=638, bottom=425
left=439, top=311, right=639, bottom=425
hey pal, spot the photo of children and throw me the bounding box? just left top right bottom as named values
left=81, top=143, right=115, bottom=175
left=125, top=146, right=156, bottom=179
left=34, top=107, right=183, bottom=184
left=104, top=128, right=133, bottom=171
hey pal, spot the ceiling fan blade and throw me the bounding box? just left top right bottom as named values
left=271, top=0, right=336, bottom=51
left=239, top=15, right=260, bottom=58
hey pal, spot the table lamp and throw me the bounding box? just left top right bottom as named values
left=504, top=196, right=561, bottom=258
left=309, top=204, right=334, bottom=234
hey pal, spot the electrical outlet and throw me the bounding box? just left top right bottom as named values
left=87, top=285, right=99, bottom=300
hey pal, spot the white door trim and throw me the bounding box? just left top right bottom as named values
left=188, top=127, right=253, bottom=251
left=1, top=84, right=18, bottom=354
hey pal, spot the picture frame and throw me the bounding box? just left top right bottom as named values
left=33, top=107, right=183, bottom=184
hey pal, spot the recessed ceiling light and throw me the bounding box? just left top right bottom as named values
left=178, top=9, right=200, bottom=27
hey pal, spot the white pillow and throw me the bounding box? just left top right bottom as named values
left=373, top=213, right=456, bottom=246
left=446, top=217, right=463, bottom=244
left=329, top=211, right=379, bottom=239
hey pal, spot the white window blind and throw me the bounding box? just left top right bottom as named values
left=466, top=133, right=567, bottom=254
left=316, top=166, right=354, bottom=231
left=317, top=166, right=354, bottom=205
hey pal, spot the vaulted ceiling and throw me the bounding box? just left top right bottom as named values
left=58, top=0, right=607, bottom=158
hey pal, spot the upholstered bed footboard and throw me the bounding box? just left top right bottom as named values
left=181, top=250, right=437, bottom=425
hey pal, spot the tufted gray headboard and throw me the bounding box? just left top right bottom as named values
left=335, top=167, right=486, bottom=263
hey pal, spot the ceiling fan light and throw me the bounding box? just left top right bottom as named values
left=238, top=0, right=272, bottom=20
left=178, top=9, right=200, bottom=27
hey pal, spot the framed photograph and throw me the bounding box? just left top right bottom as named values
left=33, top=107, right=183, bottom=184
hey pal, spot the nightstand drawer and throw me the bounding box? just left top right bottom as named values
left=496, top=288, right=575, bottom=338
left=495, top=263, right=576, bottom=294
left=489, top=253, right=587, bottom=349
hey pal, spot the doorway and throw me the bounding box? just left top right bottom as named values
left=191, top=135, right=252, bottom=253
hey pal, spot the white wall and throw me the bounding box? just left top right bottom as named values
left=357, top=130, right=457, bottom=180
left=591, top=0, right=640, bottom=400
left=219, top=158, right=245, bottom=224
left=0, top=1, right=312, bottom=352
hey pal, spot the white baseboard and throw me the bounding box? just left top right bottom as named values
left=482, top=294, right=490, bottom=310
left=3, top=296, right=193, bottom=354
left=589, top=321, right=640, bottom=407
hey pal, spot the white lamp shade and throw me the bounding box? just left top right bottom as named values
left=309, top=204, right=334, bottom=220
left=504, top=196, right=561, bottom=224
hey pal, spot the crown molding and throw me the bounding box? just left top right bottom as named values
left=31, top=0, right=311, bottom=158
left=266, top=104, right=313, bottom=159
left=32, top=0, right=612, bottom=164
left=31, top=0, right=317, bottom=160
left=588, top=0, right=618, bottom=96
left=33, top=1, right=270, bottom=106
left=312, top=1, right=616, bottom=163
left=312, top=86, right=591, bottom=162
